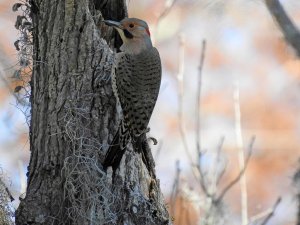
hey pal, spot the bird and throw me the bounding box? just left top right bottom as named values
left=103, top=18, right=161, bottom=171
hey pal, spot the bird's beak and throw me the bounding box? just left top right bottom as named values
left=103, top=20, right=123, bottom=29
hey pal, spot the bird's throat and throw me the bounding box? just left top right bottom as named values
left=123, top=29, right=134, bottom=39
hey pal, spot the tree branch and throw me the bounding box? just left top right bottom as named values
left=259, top=197, right=281, bottom=225
left=195, top=40, right=206, bottom=157
left=265, top=0, right=300, bottom=56
left=176, top=34, right=194, bottom=164
left=217, top=137, right=255, bottom=202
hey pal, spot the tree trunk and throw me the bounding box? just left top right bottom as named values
left=15, top=1, right=170, bottom=224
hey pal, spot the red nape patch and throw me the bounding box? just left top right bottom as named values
left=146, top=28, right=151, bottom=36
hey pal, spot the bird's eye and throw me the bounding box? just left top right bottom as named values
left=129, top=23, right=134, bottom=28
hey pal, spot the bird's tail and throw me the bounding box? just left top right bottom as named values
left=103, top=125, right=129, bottom=171
left=103, top=126, right=155, bottom=175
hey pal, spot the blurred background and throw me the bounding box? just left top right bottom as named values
left=0, top=0, right=300, bottom=224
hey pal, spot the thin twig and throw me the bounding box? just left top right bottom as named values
left=249, top=210, right=273, bottom=224
left=259, top=197, right=281, bottom=225
left=157, top=0, right=177, bottom=22
left=265, top=0, right=300, bottom=56
left=170, top=160, right=181, bottom=216
left=217, top=136, right=255, bottom=202
left=197, top=151, right=211, bottom=198
left=216, top=136, right=227, bottom=185
left=211, top=136, right=225, bottom=193
left=248, top=197, right=281, bottom=224
left=176, top=34, right=194, bottom=164
left=195, top=40, right=211, bottom=197
left=153, top=0, right=178, bottom=44
left=234, top=81, right=248, bottom=225
left=195, top=40, right=206, bottom=156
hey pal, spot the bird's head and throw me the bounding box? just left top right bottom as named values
left=104, top=18, right=152, bottom=54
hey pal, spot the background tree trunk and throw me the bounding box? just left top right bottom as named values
left=264, top=1, right=300, bottom=224
left=15, top=0, right=170, bottom=224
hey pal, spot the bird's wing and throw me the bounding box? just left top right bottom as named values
left=115, top=47, right=162, bottom=137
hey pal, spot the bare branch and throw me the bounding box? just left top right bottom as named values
left=234, top=81, right=248, bottom=225
left=217, top=136, right=255, bottom=202
left=259, top=197, right=281, bottom=225
left=193, top=40, right=213, bottom=198
left=265, top=0, right=300, bottom=56
left=195, top=40, right=206, bottom=156
left=216, top=136, right=226, bottom=185
left=248, top=197, right=281, bottom=224
left=153, top=0, right=178, bottom=43
left=197, top=151, right=212, bottom=198
left=176, top=35, right=194, bottom=164
left=157, top=0, right=177, bottom=22
left=170, top=160, right=181, bottom=216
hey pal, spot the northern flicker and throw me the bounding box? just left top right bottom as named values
left=103, top=18, right=161, bottom=170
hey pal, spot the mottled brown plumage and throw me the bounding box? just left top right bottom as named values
left=113, top=48, right=161, bottom=136
left=103, top=18, right=161, bottom=171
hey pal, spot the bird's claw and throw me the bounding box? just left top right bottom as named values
left=148, top=137, right=158, bottom=145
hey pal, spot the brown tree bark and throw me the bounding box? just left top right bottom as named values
left=15, top=0, right=170, bottom=224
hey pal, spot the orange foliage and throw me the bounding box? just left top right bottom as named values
left=242, top=96, right=296, bottom=130
left=207, top=46, right=230, bottom=69
left=201, top=92, right=233, bottom=116
left=163, top=114, right=179, bottom=135
left=0, top=87, right=9, bottom=103
left=284, top=59, right=300, bottom=80
left=169, top=194, right=199, bottom=225
left=271, top=38, right=294, bottom=63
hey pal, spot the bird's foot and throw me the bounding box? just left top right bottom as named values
left=147, top=137, right=158, bottom=145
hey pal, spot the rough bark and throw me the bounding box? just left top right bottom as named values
left=15, top=0, right=170, bottom=224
